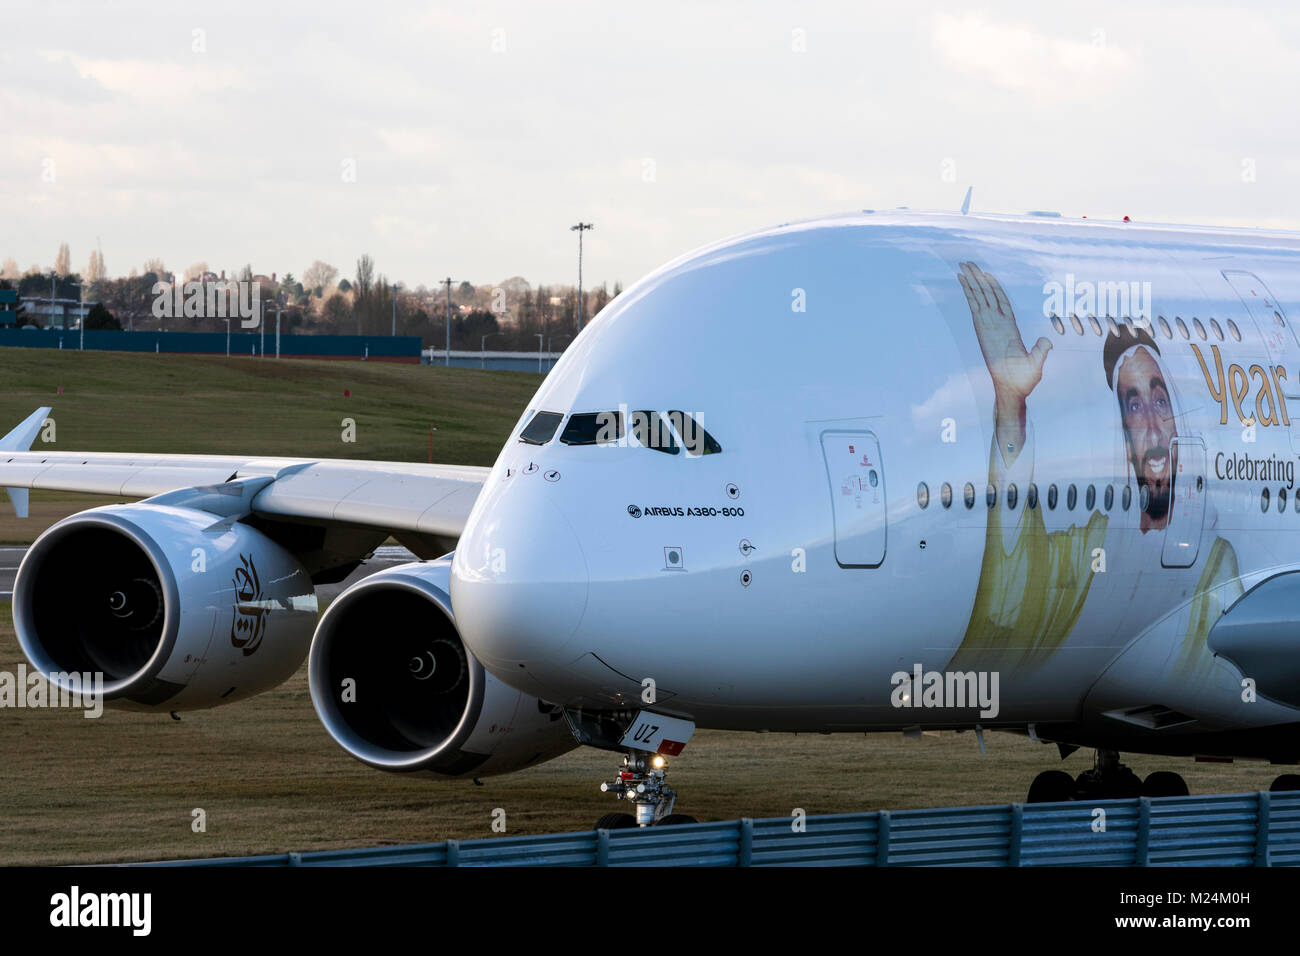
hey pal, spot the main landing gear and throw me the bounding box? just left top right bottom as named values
left=596, top=751, right=698, bottom=828
left=1026, top=750, right=1189, bottom=802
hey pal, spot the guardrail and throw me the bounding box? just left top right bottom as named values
left=132, top=790, right=1300, bottom=867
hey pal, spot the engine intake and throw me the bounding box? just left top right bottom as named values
left=309, top=557, right=575, bottom=777
left=14, top=504, right=317, bottom=711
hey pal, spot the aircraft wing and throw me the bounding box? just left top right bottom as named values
left=0, top=408, right=491, bottom=541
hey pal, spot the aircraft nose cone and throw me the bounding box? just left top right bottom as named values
left=451, top=490, right=589, bottom=674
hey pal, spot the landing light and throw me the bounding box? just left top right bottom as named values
left=651, top=755, right=666, bottom=769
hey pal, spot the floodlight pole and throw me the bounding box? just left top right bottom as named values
left=444, top=277, right=453, bottom=366
left=570, top=222, right=593, bottom=332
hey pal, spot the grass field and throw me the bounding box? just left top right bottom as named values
left=0, top=348, right=1287, bottom=864
left=0, top=348, right=540, bottom=542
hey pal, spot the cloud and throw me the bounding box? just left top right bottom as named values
left=39, top=50, right=255, bottom=100
left=931, top=12, right=1134, bottom=98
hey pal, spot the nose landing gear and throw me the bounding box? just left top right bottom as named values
left=563, top=707, right=699, bottom=829
left=598, top=752, right=697, bottom=827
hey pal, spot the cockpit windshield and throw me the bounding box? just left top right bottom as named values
left=666, top=411, right=722, bottom=456
left=522, top=407, right=722, bottom=456
left=518, top=410, right=564, bottom=445
left=630, top=410, right=679, bottom=455
left=560, top=411, right=624, bottom=445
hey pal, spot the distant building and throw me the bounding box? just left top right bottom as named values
left=0, top=288, right=19, bottom=326
left=18, top=297, right=96, bottom=329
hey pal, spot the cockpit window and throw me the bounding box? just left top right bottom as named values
left=560, top=411, right=624, bottom=446
left=630, top=410, right=679, bottom=455
left=518, top=410, right=564, bottom=445
left=666, top=411, right=722, bottom=456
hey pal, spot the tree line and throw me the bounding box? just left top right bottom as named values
left=0, top=249, right=620, bottom=351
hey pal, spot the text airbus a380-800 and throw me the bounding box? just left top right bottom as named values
left=7, top=208, right=1300, bottom=826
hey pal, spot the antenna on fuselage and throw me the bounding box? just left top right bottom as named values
left=960, top=186, right=973, bottom=216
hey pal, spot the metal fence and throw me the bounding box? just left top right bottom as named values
left=133, top=790, right=1300, bottom=867
left=0, top=328, right=421, bottom=361
left=422, top=349, right=560, bottom=372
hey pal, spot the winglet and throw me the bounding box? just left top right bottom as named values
left=1, top=406, right=52, bottom=518
left=960, top=186, right=973, bottom=216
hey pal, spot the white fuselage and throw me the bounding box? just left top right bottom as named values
left=451, top=210, right=1300, bottom=758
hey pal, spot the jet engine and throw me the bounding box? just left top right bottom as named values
left=13, top=503, right=318, bottom=711
left=308, top=556, right=576, bottom=777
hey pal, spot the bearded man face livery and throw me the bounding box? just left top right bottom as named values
left=1104, top=327, right=1177, bottom=531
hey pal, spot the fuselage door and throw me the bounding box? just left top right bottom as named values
left=1222, top=270, right=1299, bottom=362
left=1220, top=270, right=1300, bottom=456
left=820, top=430, right=886, bottom=568
left=1161, top=436, right=1207, bottom=568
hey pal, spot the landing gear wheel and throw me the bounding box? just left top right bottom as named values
left=1142, top=771, right=1189, bottom=797
left=1026, top=770, right=1075, bottom=803
left=594, top=812, right=637, bottom=830
left=654, top=814, right=698, bottom=826
left=1269, top=773, right=1300, bottom=792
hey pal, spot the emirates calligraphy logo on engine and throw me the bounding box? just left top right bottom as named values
left=230, top=553, right=268, bottom=656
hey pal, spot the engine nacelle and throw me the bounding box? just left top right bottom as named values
left=14, top=504, right=318, bottom=711
left=308, top=556, right=576, bottom=777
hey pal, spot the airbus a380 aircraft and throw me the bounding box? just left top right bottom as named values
left=7, top=208, right=1300, bottom=826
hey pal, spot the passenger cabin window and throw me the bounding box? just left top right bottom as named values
left=630, top=410, right=679, bottom=454
left=666, top=411, right=722, bottom=456
left=519, top=410, right=564, bottom=445
left=561, top=411, right=624, bottom=446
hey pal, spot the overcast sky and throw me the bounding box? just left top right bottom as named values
left=3, top=1, right=1298, bottom=289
